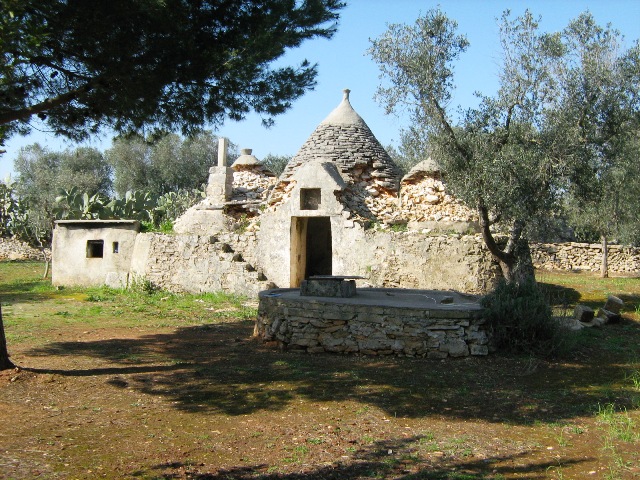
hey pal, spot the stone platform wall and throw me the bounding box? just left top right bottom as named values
left=256, top=289, right=489, bottom=358
left=531, top=242, right=640, bottom=275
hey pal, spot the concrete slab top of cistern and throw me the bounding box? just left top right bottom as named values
left=259, top=287, right=482, bottom=311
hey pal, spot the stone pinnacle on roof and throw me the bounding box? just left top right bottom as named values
left=320, top=89, right=368, bottom=127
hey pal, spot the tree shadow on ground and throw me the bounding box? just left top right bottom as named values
left=26, top=314, right=640, bottom=425
left=139, top=435, right=591, bottom=479
left=537, top=282, right=581, bottom=309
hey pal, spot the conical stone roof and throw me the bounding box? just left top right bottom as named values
left=278, top=89, right=400, bottom=191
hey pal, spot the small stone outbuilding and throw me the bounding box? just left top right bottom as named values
left=52, top=220, right=140, bottom=288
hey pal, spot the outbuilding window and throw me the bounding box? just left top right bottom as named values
left=86, top=240, right=104, bottom=258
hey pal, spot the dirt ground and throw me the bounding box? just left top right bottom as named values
left=1, top=266, right=640, bottom=479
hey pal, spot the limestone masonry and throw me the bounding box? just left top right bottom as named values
left=256, top=288, right=489, bottom=358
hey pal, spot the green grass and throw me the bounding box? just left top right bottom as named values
left=0, top=260, right=256, bottom=344
left=536, top=270, right=640, bottom=316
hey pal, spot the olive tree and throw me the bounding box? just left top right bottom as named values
left=106, top=131, right=236, bottom=197
left=369, top=9, right=562, bottom=283
left=547, top=13, right=640, bottom=277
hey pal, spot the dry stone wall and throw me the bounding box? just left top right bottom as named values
left=128, top=228, right=500, bottom=298
left=0, top=237, right=49, bottom=260
left=360, top=231, right=501, bottom=294
left=531, top=242, right=640, bottom=275
left=231, top=167, right=275, bottom=202
left=278, top=122, right=400, bottom=191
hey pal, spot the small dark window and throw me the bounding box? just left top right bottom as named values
left=112, top=242, right=119, bottom=254
left=301, top=188, right=321, bottom=210
left=86, top=240, right=104, bottom=258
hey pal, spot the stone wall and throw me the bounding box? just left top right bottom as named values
left=256, top=289, right=489, bottom=358
left=531, top=242, right=640, bottom=275
left=130, top=231, right=273, bottom=296
left=0, top=237, right=49, bottom=261
left=125, top=228, right=500, bottom=298
left=359, top=231, right=500, bottom=293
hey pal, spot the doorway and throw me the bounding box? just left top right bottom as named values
left=290, top=216, right=332, bottom=287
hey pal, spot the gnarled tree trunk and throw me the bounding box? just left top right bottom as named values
left=478, top=204, right=534, bottom=285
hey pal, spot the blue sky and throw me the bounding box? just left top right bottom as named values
left=2, top=0, right=640, bottom=179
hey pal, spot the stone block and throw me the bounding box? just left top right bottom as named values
left=309, top=318, right=331, bottom=328
left=597, top=308, right=621, bottom=324
left=284, top=307, right=316, bottom=318
left=439, top=338, right=469, bottom=357
left=323, top=323, right=347, bottom=333
left=360, top=349, right=379, bottom=356
left=465, top=330, right=488, bottom=344
left=356, top=313, right=385, bottom=323
left=358, top=337, right=392, bottom=351
left=362, top=306, right=385, bottom=315
left=604, top=295, right=624, bottom=315
left=470, top=344, right=489, bottom=356
left=574, top=304, right=595, bottom=323
left=300, top=278, right=356, bottom=298
left=323, top=310, right=357, bottom=321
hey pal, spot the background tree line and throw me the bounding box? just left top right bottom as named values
left=1, top=131, right=292, bottom=245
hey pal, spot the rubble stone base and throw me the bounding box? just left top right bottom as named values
left=256, top=288, right=489, bottom=358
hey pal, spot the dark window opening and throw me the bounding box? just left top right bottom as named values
left=112, top=242, right=119, bottom=254
left=86, top=240, right=104, bottom=258
left=300, top=188, right=321, bottom=210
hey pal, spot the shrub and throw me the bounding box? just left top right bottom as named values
left=481, top=279, right=569, bottom=357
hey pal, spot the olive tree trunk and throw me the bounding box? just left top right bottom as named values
left=601, top=235, right=609, bottom=278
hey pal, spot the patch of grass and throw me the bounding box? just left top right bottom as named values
left=389, top=223, right=408, bottom=233
left=596, top=403, right=638, bottom=443
left=283, top=444, right=309, bottom=464
left=3, top=261, right=640, bottom=479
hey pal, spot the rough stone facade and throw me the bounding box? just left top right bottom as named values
left=125, top=229, right=500, bottom=296
left=532, top=242, right=640, bottom=275
left=256, top=289, right=489, bottom=358
left=276, top=89, right=401, bottom=194
left=129, top=231, right=273, bottom=296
